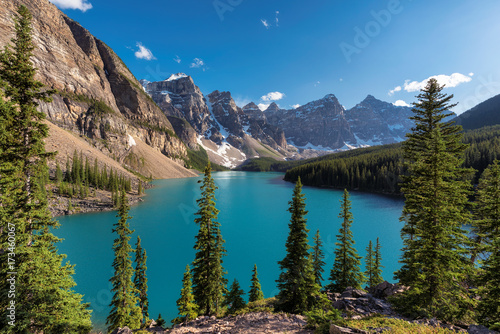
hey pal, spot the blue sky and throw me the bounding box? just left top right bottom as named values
left=51, top=0, right=500, bottom=114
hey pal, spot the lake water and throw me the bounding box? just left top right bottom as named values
left=54, top=171, right=404, bottom=330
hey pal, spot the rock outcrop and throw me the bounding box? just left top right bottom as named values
left=0, top=0, right=193, bottom=179
left=265, top=95, right=354, bottom=150
left=346, top=95, right=413, bottom=146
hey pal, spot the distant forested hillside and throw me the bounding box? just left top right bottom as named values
left=277, top=125, right=500, bottom=194
left=455, top=93, right=500, bottom=130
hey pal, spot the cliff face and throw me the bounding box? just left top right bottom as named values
left=346, top=95, right=413, bottom=145
left=0, top=0, right=191, bottom=177
left=265, top=95, right=354, bottom=150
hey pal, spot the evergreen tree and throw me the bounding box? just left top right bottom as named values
left=55, top=161, right=63, bottom=184
left=174, top=265, right=198, bottom=324
left=394, top=78, right=474, bottom=321
left=134, top=236, right=149, bottom=324
left=365, top=240, right=375, bottom=289
left=312, top=229, right=326, bottom=287
left=328, top=189, right=365, bottom=293
left=474, top=161, right=500, bottom=326
left=373, top=237, right=383, bottom=286
left=0, top=6, right=91, bottom=333
left=138, top=180, right=143, bottom=195
left=276, top=177, right=321, bottom=313
left=156, top=313, right=166, bottom=328
left=107, top=190, right=141, bottom=332
left=249, top=264, right=264, bottom=302
left=191, top=163, right=227, bottom=316
left=225, top=279, right=246, bottom=314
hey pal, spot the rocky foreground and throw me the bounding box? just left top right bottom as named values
left=109, top=282, right=499, bottom=334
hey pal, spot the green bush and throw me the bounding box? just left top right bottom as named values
left=304, top=308, right=342, bottom=334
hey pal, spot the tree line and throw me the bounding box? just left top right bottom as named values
left=284, top=125, right=500, bottom=194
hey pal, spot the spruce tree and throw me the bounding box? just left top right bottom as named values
left=328, top=189, right=365, bottom=292
left=312, top=229, right=326, bottom=287
left=373, top=237, right=383, bottom=286
left=364, top=240, right=375, bottom=288
left=225, top=279, right=246, bottom=314
left=249, top=264, right=264, bottom=302
left=276, top=177, right=321, bottom=313
left=0, top=6, right=91, bottom=333
left=394, top=78, right=474, bottom=321
left=474, top=161, right=500, bottom=326
left=107, top=190, right=141, bottom=332
left=191, top=163, right=227, bottom=316
left=174, top=265, right=198, bottom=324
left=134, top=236, right=149, bottom=324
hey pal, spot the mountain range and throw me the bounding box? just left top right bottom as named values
left=142, top=74, right=418, bottom=167
left=1, top=0, right=497, bottom=175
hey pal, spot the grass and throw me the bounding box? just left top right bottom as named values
left=341, top=315, right=460, bottom=334
left=185, top=145, right=229, bottom=172
left=56, top=90, right=115, bottom=116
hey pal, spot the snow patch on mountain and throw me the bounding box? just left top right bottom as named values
left=165, top=73, right=188, bottom=81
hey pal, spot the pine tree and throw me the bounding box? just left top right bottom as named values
left=328, top=189, right=365, bottom=293
left=225, top=279, right=246, bottom=314
left=107, top=190, right=142, bottom=332
left=156, top=313, right=166, bottom=328
left=55, top=161, right=63, bottom=184
left=276, top=177, right=321, bottom=313
left=474, top=161, right=500, bottom=326
left=249, top=264, right=264, bottom=302
left=373, top=237, right=383, bottom=286
left=191, top=163, right=227, bottom=316
left=394, top=78, right=475, bottom=321
left=365, top=240, right=375, bottom=288
left=138, top=180, right=143, bottom=195
left=134, top=236, right=149, bottom=324
left=0, top=6, right=91, bottom=333
left=174, top=265, right=198, bottom=324
left=312, top=230, right=326, bottom=287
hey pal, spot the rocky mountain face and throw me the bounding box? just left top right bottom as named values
left=265, top=95, right=354, bottom=150
left=0, top=0, right=193, bottom=179
left=346, top=95, right=413, bottom=146
left=263, top=95, right=414, bottom=151
left=144, top=77, right=292, bottom=167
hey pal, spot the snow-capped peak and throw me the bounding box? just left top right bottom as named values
left=165, top=73, right=188, bottom=81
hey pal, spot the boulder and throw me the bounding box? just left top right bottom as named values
left=110, top=327, right=133, bottom=334
left=468, top=325, right=499, bottom=334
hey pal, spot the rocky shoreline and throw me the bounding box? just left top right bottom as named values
left=107, top=282, right=499, bottom=334
left=48, top=186, right=145, bottom=217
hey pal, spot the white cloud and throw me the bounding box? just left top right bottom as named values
left=393, top=100, right=410, bottom=107
left=291, top=104, right=300, bottom=109
left=388, top=86, right=402, bottom=96
left=397, top=73, right=473, bottom=95
left=134, top=43, right=155, bottom=61
left=275, top=11, right=280, bottom=26
left=261, top=91, right=285, bottom=101
left=261, top=19, right=270, bottom=29
left=314, top=81, right=321, bottom=87
left=49, top=0, right=92, bottom=11
left=389, top=73, right=473, bottom=95
left=257, top=103, right=270, bottom=111
left=339, top=78, right=343, bottom=82
left=190, top=58, right=205, bottom=68
left=174, top=55, right=181, bottom=64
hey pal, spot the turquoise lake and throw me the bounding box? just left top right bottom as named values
left=54, top=171, right=404, bottom=330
